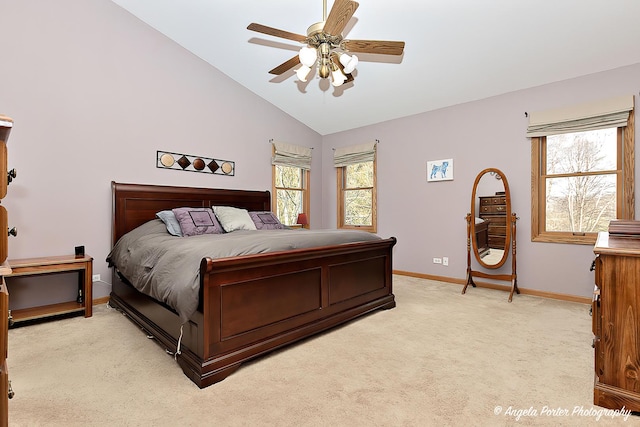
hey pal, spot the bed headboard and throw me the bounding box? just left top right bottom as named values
left=111, top=182, right=271, bottom=244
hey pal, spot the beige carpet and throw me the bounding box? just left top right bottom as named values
left=6, top=276, right=637, bottom=426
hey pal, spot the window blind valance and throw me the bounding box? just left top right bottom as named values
left=526, top=95, right=634, bottom=137
left=333, top=142, right=377, bottom=167
left=271, top=141, right=312, bottom=170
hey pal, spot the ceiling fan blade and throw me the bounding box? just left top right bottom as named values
left=269, top=55, right=301, bottom=75
left=323, top=0, right=359, bottom=36
left=342, top=39, right=405, bottom=56
left=247, top=23, right=307, bottom=43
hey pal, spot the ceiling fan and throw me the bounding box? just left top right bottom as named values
left=247, top=0, right=405, bottom=87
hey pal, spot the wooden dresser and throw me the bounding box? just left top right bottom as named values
left=593, top=229, right=640, bottom=411
left=479, top=194, right=507, bottom=249
left=1, top=263, right=11, bottom=427
left=0, top=115, right=14, bottom=427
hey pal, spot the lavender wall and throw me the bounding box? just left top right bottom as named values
left=0, top=0, right=321, bottom=302
left=1, top=0, right=638, bottom=304
left=322, top=64, right=639, bottom=298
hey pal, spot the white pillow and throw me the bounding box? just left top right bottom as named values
left=213, top=206, right=257, bottom=232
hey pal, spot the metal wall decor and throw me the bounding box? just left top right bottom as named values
left=156, top=150, right=235, bottom=176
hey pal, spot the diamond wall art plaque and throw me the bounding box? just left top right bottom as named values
left=156, top=150, right=235, bottom=176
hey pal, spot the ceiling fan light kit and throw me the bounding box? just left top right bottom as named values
left=247, top=0, right=404, bottom=89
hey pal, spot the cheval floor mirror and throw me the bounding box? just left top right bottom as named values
left=463, top=168, right=519, bottom=301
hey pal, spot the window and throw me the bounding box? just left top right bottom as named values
left=271, top=142, right=311, bottom=227
left=335, top=142, right=377, bottom=232
left=272, top=164, right=309, bottom=226
left=530, top=97, right=634, bottom=244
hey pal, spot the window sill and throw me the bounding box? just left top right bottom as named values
left=532, top=232, right=597, bottom=245
left=339, top=225, right=377, bottom=233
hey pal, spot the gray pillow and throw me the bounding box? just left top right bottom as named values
left=249, top=211, right=286, bottom=230
left=156, top=210, right=183, bottom=237
left=172, top=207, right=224, bottom=237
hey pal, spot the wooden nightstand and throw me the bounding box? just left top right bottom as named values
left=6, top=254, right=93, bottom=325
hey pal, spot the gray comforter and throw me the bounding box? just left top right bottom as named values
left=107, top=219, right=382, bottom=322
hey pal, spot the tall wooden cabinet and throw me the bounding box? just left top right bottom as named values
left=593, top=230, right=640, bottom=411
left=0, top=115, right=13, bottom=427
left=1, top=272, right=10, bottom=427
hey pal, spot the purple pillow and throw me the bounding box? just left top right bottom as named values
left=249, top=211, right=286, bottom=230
left=172, top=207, right=224, bottom=236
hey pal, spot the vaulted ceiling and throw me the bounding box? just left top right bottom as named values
left=110, top=0, right=640, bottom=135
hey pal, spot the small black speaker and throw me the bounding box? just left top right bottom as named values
left=75, top=245, right=85, bottom=257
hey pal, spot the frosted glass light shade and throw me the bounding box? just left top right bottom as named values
left=339, top=54, right=358, bottom=74
left=298, top=46, right=317, bottom=67
left=296, top=65, right=312, bottom=82
left=331, top=68, right=346, bottom=87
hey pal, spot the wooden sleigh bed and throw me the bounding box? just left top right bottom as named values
left=108, top=182, right=397, bottom=388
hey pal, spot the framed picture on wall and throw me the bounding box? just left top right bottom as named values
left=427, top=158, right=454, bottom=182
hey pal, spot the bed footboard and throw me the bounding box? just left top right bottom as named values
left=110, top=237, right=396, bottom=388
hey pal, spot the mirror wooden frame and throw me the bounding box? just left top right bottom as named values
left=463, top=168, right=520, bottom=301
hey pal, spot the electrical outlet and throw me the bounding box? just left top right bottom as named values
left=433, top=257, right=442, bottom=264
left=92, top=274, right=100, bottom=282
left=443, top=257, right=449, bottom=266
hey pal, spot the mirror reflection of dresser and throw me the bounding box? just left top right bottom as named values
left=479, top=194, right=507, bottom=250
left=464, top=168, right=519, bottom=301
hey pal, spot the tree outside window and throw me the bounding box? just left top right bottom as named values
left=273, top=164, right=308, bottom=226
left=529, top=97, right=635, bottom=244
left=338, top=160, right=377, bottom=232
left=532, top=121, right=634, bottom=244
left=545, top=128, right=618, bottom=233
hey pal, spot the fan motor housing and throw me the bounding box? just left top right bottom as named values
left=306, top=21, right=325, bottom=37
